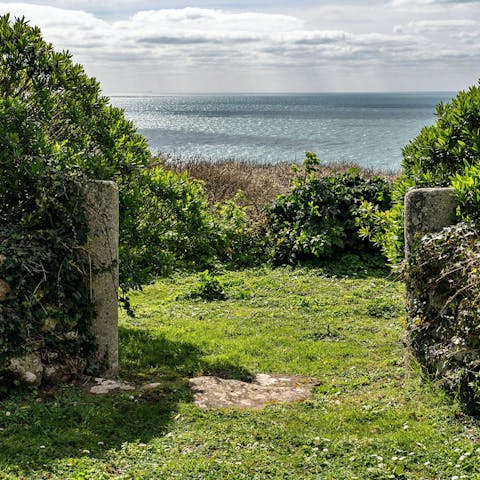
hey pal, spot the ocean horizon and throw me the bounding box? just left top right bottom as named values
left=110, top=92, right=456, bottom=171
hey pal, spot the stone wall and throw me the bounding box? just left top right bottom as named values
left=403, top=188, right=480, bottom=406
left=0, top=180, right=119, bottom=386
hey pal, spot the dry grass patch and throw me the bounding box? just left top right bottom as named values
left=154, top=153, right=398, bottom=220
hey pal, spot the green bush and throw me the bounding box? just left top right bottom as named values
left=0, top=14, right=152, bottom=293
left=211, top=193, right=266, bottom=268
left=125, top=169, right=266, bottom=284
left=181, top=270, right=228, bottom=301
left=266, top=152, right=392, bottom=264
left=406, top=222, right=480, bottom=410
left=366, top=82, right=480, bottom=263
left=122, top=167, right=215, bottom=283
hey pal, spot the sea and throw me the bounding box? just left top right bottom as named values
left=110, top=92, right=456, bottom=172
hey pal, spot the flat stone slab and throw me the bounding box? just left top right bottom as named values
left=86, top=378, right=166, bottom=394
left=189, top=374, right=321, bottom=410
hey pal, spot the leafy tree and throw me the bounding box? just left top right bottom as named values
left=0, top=14, right=153, bottom=292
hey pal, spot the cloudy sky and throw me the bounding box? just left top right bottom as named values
left=0, top=0, right=479, bottom=93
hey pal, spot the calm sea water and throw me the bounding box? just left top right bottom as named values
left=110, top=93, right=455, bottom=171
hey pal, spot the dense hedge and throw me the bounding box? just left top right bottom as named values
left=0, top=162, right=94, bottom=387
left=407, top=223, right=480, bottom=410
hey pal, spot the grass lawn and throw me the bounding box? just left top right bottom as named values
left=1, top=266, right=480, bottom=479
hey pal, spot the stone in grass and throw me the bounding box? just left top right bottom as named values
left=189, top=374, right=321, bottom=410
left=9, top=352, right=43, bottom=386
left=89, top=378, right=136, bottom=394
left=139, top=382, right=163, bottom=391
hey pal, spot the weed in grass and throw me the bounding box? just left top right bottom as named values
left=177, top=270, right=228, bottom=301
left=366, top=298, right=400, bottom=318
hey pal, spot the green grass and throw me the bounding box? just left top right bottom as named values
left=1, top=266, right=480, bottom=479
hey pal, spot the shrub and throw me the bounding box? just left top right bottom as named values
left=181, top=270, right=228, bottom=301
left=123, top=167, right=216, bottom=283
left=211, top=193, right=266, bottom=268
left=266, top=152, right=392, bottom=265
left=126, top=170, right=266, bottom=281
left=0, top=14, right=152, bottom=293
left=406, top=223, right=480, bottom=409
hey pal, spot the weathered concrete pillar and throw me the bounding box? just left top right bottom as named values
left=404, top=187, right=458, bottom=257
left=85, top=181, right=119, bottom=377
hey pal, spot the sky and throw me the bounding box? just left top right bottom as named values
left=0, top=0, right=479, bottom=93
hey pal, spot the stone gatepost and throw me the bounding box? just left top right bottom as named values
left=404, top=187, right=458, bottom=258
left=85, top=181, right=119, bottom=377
left=404, top=187, right=459, bottom=332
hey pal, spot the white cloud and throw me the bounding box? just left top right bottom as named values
left=391, top=0, right=480, bottom=6
left=0, top=2, right=478, bottom=92
left=125, top=8, right=303, bottom=33
left=0, top=4, right=419, bottom=64
left=395, top=18, right=479, bottom=33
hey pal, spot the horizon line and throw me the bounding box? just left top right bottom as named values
left=106, top=90, right=458, bottom=97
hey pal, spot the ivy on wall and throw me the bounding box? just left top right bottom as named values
left=406, top=223, right=480, bottom=410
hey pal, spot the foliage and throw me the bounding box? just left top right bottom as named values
left=180, top=270, right=228, bottom=301
left=451, top=162, right=480, bottom=224
left=122, top=167, right=216, bottom=283
left=406, top=222, right=480, bottom=410
left=266, top=152, right=392, bottom=265
left=0, top=14, right=152, bottom=295
left=358, top=193, right=406, bottom=266
left=365, top=82, right=480, bottom=263
left=211, top=192, right=266, bottom=268
left=0, top=166, right=95, bottom=386
left=126, top=169, right=266, bottom=284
